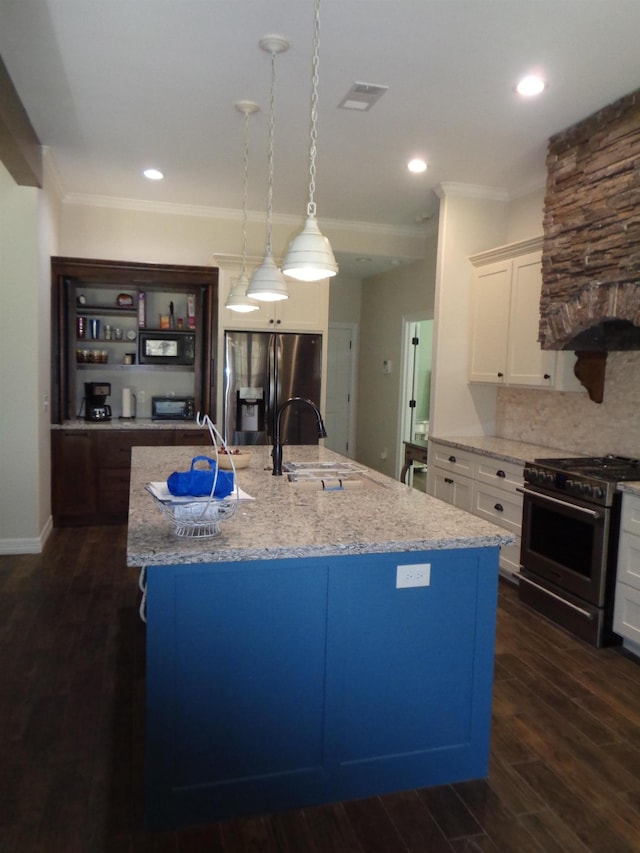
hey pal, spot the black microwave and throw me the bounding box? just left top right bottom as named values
left=138, top=330, right=196, bottom=365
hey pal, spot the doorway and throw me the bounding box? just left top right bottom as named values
left=398, top=316, right=433, bottom=489
left=324, top=323, right=358, bottom=457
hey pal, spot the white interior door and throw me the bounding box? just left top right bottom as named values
left=324, top=324, right=356, bottom=457
left=398, top=317, right=433, bottom=483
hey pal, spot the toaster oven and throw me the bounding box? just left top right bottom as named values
left=151, top=396, right=196, bottom=421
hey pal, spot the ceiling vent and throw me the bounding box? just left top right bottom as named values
left=338, top=82, right=388, bottom=111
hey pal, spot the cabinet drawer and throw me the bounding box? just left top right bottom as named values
left=98, top=469, right=131, bottom=513
left=613, top=582, right=640, bottom=644
left=617, top=534, right=640, bottom=591
left=621, top=494, right=640, bottom=537
left=174, top=429, right=211, bottom=446
left=471, top=482, right=523, bottom=534
left=430, top=444, right=474, bottom=477
left=96, top=430, right=170, bottom=468
left=432, top=467, right=473, bottom=512
left=474, top=457, right=523, bottom=494
left=405, top=446, right=429, bottom=466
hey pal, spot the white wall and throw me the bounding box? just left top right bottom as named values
left=354, top=232, right=437, bottom=478
left=429, top=186, right=509, bottom=438
left=0, top=153, right=60, bottom=552
left=506, top=185, right=544, bottom=243
left=328, top=274, right=362, bottom=326
left=59, top=200, right=426, bottom=271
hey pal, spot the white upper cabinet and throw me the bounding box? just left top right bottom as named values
left=468, top=257, right=512, bottom=383
left=218, top=264, right=329, bottom=334
left=469, top=238, right=581, bottom=390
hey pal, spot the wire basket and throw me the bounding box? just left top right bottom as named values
left=154, top=495, right=238, bottom=538
left=151, top=414, right=240, bottom=538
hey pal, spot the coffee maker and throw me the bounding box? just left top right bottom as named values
left=85, top=382, right=112, bottom=421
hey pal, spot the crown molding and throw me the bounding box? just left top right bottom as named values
left=469, top=235, right=543, bottom=265
left=60, top=191, right=428, bottom=240
left=435, top=182, right=510, bottom=202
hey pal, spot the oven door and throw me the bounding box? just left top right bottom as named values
left=520, top=486, right=610, bottom=607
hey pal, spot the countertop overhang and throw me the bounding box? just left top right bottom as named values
left=431, top=435, right=578, bottom=465
left=126, top=445, right=513, bottom=567
left=52, top=418, right=210, bottom=430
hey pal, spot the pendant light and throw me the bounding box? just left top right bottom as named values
left=247, top=36, right=289, bottom=302
left=225, top=101, right=261, bottom=313
left=282, top=0, right=338, bottom=282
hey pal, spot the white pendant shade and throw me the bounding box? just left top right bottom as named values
left=282, top=215, right=338, bottom=281
left=225, top=273, right=259, bottom=312
left=247, top=253, right=289, bottom=301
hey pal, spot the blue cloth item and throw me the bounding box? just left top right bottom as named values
left=167, top=455, right=234, bottom=498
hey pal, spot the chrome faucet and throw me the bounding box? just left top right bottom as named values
left=272, top=397, right=328, bottom=476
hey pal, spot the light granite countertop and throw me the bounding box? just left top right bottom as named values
left=618, top=482, right=640, bottom=498
left=126, top=444, right=514, bottom=567
left=431, top=435, right=576, bottom=465
left=52, top=419, right=210, bottom=430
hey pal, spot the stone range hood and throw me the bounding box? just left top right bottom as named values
left=539, top=88, right=640, bottom=402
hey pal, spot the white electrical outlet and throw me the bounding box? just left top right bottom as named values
left=396, top=563, right=431, bottom=588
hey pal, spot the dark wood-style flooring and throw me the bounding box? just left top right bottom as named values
left=2, top=525, right=640, bottom=852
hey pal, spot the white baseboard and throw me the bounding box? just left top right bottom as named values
left=0, top=515, right=53, bottom=556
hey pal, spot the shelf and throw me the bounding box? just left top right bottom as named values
left=76, top=339, right=137, bottom=345
left=76, top=363, right=194, bottom=372
left=77, top=304, right=137, bottom=316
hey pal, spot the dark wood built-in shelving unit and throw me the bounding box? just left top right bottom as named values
left=50, top=257, right=219, bottom=526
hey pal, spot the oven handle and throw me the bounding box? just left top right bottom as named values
left=520, top=487, right=602, bottom=519
left=518, top=575, right=595, bottom=621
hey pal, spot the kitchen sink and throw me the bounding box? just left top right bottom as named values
left=282, top=461, right=366, bottom=475
left=282, top=460, right=378, bottom=490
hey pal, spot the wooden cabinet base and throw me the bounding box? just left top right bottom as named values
left=51, top=428, right=210, bottom=526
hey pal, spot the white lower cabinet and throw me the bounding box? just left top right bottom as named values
left=430, top=446, right=475, bottom=512
left=613, top=493, right=640, bottom=651
left=432, top=467, right=473, bottom=512
left=428, top=441, right=524, bottom=579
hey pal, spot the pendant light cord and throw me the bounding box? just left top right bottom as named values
left=240, top=109, right=250, bottom=278
left=307, top=0, right=320, bottom=217
left=265, top=48, right=277, bottom=256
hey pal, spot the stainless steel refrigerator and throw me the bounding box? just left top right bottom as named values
left=223, top=331, right=323, bottom=446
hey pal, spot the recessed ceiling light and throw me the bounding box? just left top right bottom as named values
left=143, top=168, right=164, bottom=180
left=408, top=158, right=427, bottom=174
left=515, top=75, right=546, bottom=97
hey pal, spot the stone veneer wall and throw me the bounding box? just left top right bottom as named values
left=495, top=352, right=640, bottom=457
left=540, top=88, right=640, bottom=349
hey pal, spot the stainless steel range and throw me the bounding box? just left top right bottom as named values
left=519, top=455, right=640, bottom=647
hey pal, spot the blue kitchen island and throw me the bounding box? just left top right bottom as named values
left=127, top=444, right=513, bottom=830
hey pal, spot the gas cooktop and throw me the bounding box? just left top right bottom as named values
left=533, top=455, right=640, bottom=482
left=525, top=455, right=640, bottom=506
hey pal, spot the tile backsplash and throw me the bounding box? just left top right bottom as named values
left=496, top=351, right=640, bottom=457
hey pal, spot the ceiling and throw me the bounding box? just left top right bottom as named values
left=1, top=0, right=640, bottom=277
